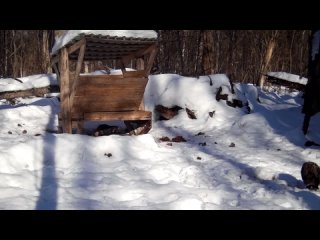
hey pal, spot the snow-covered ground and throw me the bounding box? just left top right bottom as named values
left=0, top=73, right=320, bottom=210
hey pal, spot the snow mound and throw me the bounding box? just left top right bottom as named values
left=0, top=74, right=58, bottom=92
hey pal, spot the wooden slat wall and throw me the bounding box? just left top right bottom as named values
left=72, top=75, right=148, bottom=112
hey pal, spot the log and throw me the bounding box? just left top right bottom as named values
left=0, top=86, right=60, bottom=100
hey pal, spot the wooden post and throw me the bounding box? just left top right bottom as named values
left=145, top=46, right=158, bottom=75
left=69, top=40, right=86, bottom=112
left=59, top=47, right=72, bottom=133
left=136, top=58, right=145, bottom=70
left=52, top=63, right=60, bottom=83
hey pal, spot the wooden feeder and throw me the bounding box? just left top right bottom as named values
left=50, top=31, right=158, bottom=134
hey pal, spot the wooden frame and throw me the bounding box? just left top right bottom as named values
left=52, top=35, right=158, bottom=135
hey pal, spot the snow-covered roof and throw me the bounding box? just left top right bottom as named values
left=267, top=72, right=308, bottom=85
left=51, top=30, right=158, bottom=56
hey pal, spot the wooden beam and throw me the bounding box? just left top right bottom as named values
left=121, top=44, right=157, bottom=66
left=122, top=70, right=147, bottom=78
left=135, top=43, right=157, bottom=58
left=59, top=47, right=72, bottom=133
left=84, top=45, right=144, bottom=52
left=83, top=111, right=152, bottom=121
left=85, top=37, right=156, bottom=45
left=69, top=41, right=86, bottom=109
left=73, top=96, right=144, bottom=112
left=51, top=55, right=59, bottom=66
left=67, top=37, right=86, bottom=55
left=145, top=46, right=158, bottom=75
left=75, top=42, right=86, bottom=78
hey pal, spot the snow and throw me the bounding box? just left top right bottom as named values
left=51, top=30, right=158, bottom=55
left=0, top=74, right=58, bottom=92
left=267, top=72, right=308, bottom=85
left=1, top=73, right=320, bottom=210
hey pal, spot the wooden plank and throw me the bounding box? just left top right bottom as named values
left=73, top=96, right=143, bottom=112
left=86, top=37, right=156, bottom=45
left=84, top=111, right=152, bottom=121
left=82, top=52, right=128, bottom=57
left=59, top=47, right=72, bottom=133
left=75, top=77, right=148, bottom=95
left=75, top=85, right=147, bottom=96
left=67, top=37, right=86, bottom=55
left=75, top=42, right=86, bottom=77
left=145, top=46, right=158, bottom=75
left=77, top=76, right=147, bottom=88
left=85, top=44, right=144, bottom=51
left=71, top=56, right=122, bottom=61
left=83, top=48, right=141, bottom=54
left=79, top=74, right=124, bottom=81
left=122, top=70, right=147, bottom=78
left=70, top=41, right=86, bottom=109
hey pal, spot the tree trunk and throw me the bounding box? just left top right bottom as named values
left=259, top=31, right=278, bottom=88
left=202, top=30, right=214, bottom=75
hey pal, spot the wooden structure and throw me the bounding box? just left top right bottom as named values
left=50, top=32, right=158, bottom=134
